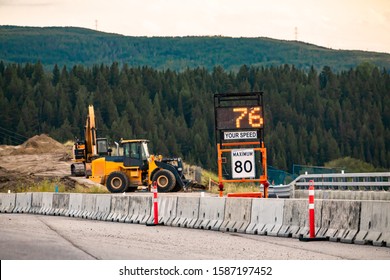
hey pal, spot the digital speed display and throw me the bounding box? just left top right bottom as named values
left=216, top=106, right=264, bottom=130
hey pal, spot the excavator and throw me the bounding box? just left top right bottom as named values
left=70, top=105, right=109, bottom=177
left=71, top=105, right=202, bottom=193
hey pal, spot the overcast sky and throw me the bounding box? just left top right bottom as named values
left=0, top=0, right=389, bottom=53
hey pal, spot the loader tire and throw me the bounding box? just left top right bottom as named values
left=152, top=169, right=176, bottom=193
left=106, top=171, right=129, bottom=193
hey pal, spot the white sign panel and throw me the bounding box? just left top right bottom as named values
left=231, top=149, right=255, bottom=178
left=224, top=131, right=258, bottom=140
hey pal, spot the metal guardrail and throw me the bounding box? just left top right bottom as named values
left=269, top=172, right=390, bottom=199
left=268, top=184, right=291, bottom=198
left=206, top=172, right=390, bottom=199
left=291, top=172, right=390, bottom=191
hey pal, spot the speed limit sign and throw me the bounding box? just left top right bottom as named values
left=231, top=149, right=255, bottom=178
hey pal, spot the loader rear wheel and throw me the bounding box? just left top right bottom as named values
left=152, top=169, right=176, bottom=193
left=106, top=171, right=129, bottom=193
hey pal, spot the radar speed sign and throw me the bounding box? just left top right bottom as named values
left=231, top=149, right=255, bottom=178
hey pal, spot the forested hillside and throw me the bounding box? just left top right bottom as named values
left=0, top=61, right=389, bottom=172
left=1, top=26, right=390, bottom=72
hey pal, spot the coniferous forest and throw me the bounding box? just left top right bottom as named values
left=0, top=61, right=389, bottom=173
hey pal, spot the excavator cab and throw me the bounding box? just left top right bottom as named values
left=96, top=138, right=110, bottom=156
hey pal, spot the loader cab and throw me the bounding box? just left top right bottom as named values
left=122, top=140, right=150, bottom=170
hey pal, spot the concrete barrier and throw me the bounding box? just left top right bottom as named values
left=79, top=194, right=97, bottom=219
left=246, top=199, right=284, bottom=236
left=220, top=198, right=252, bottom=233
left=13, top=193, right=32, bottom=213
left=39, top=192, right=53, bottom=215
left=295, top=189, right=390, bottom=201
left=354, top=201, right=390, bottom=247
left=65, top=193, right=84, bottom=217
left=5, top=191, right=390, bottom=248
left=317, top=200, right=360, bottom=243
left=147, top=196, right=177, bottom=225
left=278, top=199, right=322, bottom=238
left=30, top=192, right=43, bottom=214
left=194, top=197, right=225, bottom=231
left=49, top=193, right=70, bottom=216
left=92, top=194, right=111, bottom=220
left=167, top=197, right=200, bottom=228
left=0, top=193, right=16, bottom=213
left=125, top=196, right=152, bottom=224
left=106, top=195, right=130, bottom=222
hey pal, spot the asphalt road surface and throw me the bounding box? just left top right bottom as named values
left=1, top=213, right=390, bottom=260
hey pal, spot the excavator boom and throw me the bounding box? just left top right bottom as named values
left=71, top=105, right=108, bottom=176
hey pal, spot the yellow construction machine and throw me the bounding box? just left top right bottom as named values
left=71, top=105, right=201, bottom=193
left=70, top=105, right=109, bottom=176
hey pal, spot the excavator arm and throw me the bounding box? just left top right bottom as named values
left=85, top=105, right=97, bottom=162
left=71, top=105, right=109, bottom=176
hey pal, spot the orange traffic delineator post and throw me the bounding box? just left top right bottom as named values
left=299, top=180, right=327, bottom=242
left=146, top=181, right=163, bottom=226
left=309, top=182, right=315, bottom=238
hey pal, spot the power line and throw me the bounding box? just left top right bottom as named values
left=0, top=126, right=28, bottom=144
left=0, top=126, right=28, bottom=140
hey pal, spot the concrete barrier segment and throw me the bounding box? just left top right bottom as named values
left=65, top=193, right=84, bottom=217
left=354, top=201, right=390, bottom=246
left=168, top=197, right=200, bottom=228
left=296, top=200, right=323, bottom=239
left=0, top=193, right=16, bottom=213
left=49, top=193, right=70, bottom=216
left=317, top=200, right=360, bottom=243
left=39, top=192, right=54, bottom=215
left=246, top=199, right=285, bottom=236
left=13, top=192, right=32, bottom=213
left=277, top=199, right=322, bottom=238
left=79, top=194, right=97, bottom=219
left=124, top=196, right=152, bottom=224
left=92, top=194, right=111, bottom=220
left=220, top=198, right=252, bottom=233
left=146, top=195, right=177, bottom=225
left=194, top=197, right=225, bottom=231
left=106, top=195, right=130, bottom=222
left=29, top=192, right=43, bottom=214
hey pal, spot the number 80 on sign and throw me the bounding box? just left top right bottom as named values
left=231, top=149, right=255, bottom=179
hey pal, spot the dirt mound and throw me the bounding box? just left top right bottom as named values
left=0, top=134, right=102, bottom=193
left=10, top=134, right=68, bottom=155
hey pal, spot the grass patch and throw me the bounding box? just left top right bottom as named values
left=14, top=178, right=109, bottom=193
left=72, top=184, right=109, bottom=193
left=201, top=169, right=263, bottom=195
left=15, top=179, right=66, bottom=193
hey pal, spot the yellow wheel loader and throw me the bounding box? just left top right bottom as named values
left=89, top=139, right=193, bottom=193
left=71, top=105, right=200, bottom=192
